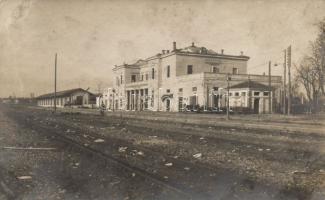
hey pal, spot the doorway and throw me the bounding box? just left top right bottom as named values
left=166, top=99, right=170, bottom=111
left=213, top=95, right=219, bottom=108
left=76, top=96, right=83, bottom=105
left=254, top=98, right=260, bottom=114
left=178, top=97, right=183, bottom=112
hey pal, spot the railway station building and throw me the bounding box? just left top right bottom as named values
left=36, top=88, right=96, bottom=108
left=111, top=42, right=282, bottom=113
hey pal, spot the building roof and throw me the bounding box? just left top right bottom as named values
left=146, top=44, right=249, bottom=61
left=229, top=81, right=272, bottom=90
left=114, top=42, right=249, bottom=69
left=36, top=88, right=94, bottom=99
left=178, top=45, right=217, bottom=54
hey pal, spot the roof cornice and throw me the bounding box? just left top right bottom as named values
left=175, top=52, right=250, bottom=61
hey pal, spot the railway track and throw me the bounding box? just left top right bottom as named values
left=29, top=120, right=195, bottom=200
left=54, top=112, right=319, bottom=169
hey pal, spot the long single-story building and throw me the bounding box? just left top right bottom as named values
left=36, top=88, right=96, bottom=108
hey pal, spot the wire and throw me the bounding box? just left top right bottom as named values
left=248, top=61, right=269, bottom=70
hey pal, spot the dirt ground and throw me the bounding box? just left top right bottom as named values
left=1, top=104, right=325, bottom=200
left=0, top=105, right=183, bottom=200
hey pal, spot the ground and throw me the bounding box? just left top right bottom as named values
left=0, top=104, right=324, bottom=200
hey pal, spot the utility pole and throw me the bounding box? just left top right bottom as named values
left=248, top=74, right=251, bottom=112
left=268, top=61, right=272, bottom=114
left=283, top=50, right=287, bottom=114
left=54, top=53, right=57, bottom=113
left=226, top=74, right=231, bottom=120
left=112, top=89, right=115, bottom=112
left=287, top=45, right=292, bottom=115
left=206, top=85, right=209, bottom=111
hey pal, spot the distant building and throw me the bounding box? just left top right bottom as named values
left=96, top=88, right=116, bottom=110
left=110, top=42, right=282, bottom=112
left=36, top=88, right=96, bottom=108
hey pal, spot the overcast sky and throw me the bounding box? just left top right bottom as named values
left=0, top=0, right=325, bottom=97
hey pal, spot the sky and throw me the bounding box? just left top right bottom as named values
left=0, top=0, right=325, bottom=97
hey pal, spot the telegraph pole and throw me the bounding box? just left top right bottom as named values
left=112, top=89, right=115, bottom=112
left=287, top=45, right=292, bottom=115
left=54, top=53, right=57, bottom=113
left=268, top=61, right=272, bottom=114
left=226, top=74, right=231, bottom=120
left=283, top=50, right=287, bottom=114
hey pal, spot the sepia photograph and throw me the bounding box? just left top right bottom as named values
left=0, top=0, right=325, bottom=199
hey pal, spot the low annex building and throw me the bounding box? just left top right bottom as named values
left=36, top=88, right=96, bottom=108
left=228, top=81, right=275, bottom=114
left=110, top=42, right=282, bottom=113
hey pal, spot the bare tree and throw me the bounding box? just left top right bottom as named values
left=294, top=18, right=325, bottom=112
left=291, top=76, right=301, bottom=98
left=295, top=57, right=321, bottom=112
left=312, top=19, right=325, bottom=95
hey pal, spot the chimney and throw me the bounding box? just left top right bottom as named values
left=240, top=51, right=243, bottom=56
left=173, top=41, right=176, bottom=51
left=192, top=42, right=195, bottom=47
left=162, top=50, right=166, bottom=54
left=221, top=49, right=224, bottom=54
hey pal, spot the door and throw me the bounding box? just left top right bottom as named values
left=76, top=96, right=83, bottom=105
left=178, top=97, right=183, bottom=112
left=166, top=99, right=170, bottom=111
left=213, top=95, right=219, bottom=108
left=115, top=100, right=119, bottom=110
left=254, top=98, right=260, bottom=114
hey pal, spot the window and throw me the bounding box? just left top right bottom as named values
left=241, top=92, right=246, bottom=96
left=152, top=68, right=155, bottom=79
left=232, top=68, right=238, bottom=75
left=263, top=92, right=269, bottom=96
left=141, top=74, right=144, bottom=81
left=212, top=66, right=219, bottom=73
left=167, top=65, right=170, bottom=78
left=178, top=88, right=183, bottom=92
left=235, top=92, right=239, bottom=96
left=120, top=75, right=123, bottom=84
left=166, top=89, right=170, bottom=93
left=254, top=92, right=260, bottom=96
left=229, top=92, right=233, bottom=96
left=131, top=75, right=136, bottom=82
left=145, top=74, right=148, bottom=80
left=151, top=90, right=154, bottom=107
left=213, top=87, right=218, bottom=91
left=187, top=65, right=193, bottom=74
left=192, top=87, right=197, bottom=92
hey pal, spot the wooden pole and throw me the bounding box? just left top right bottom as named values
left=283, top=50, right=286, bottom=114
left=54, top=53, right=57, bottom=112
left=248, top=74, right=251, bottom=111
left=268, top=61, right=272, bottom=114
left=227, top=74, right=230, bottom=120
left=287, top=45, right=292, bottom=115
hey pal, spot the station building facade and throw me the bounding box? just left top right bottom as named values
left=112, top=42, right=282, bottom=113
